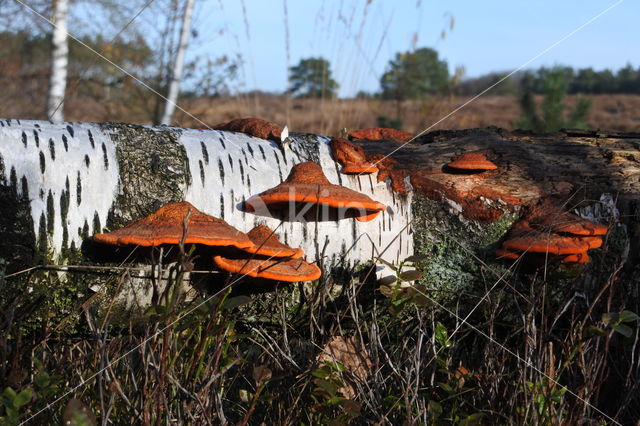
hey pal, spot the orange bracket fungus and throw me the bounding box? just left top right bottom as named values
left=330, top=137, right=378, bottom=174
left=212, top=117, right=284, bottom=141
left=92, top=201, right=254, bottom=250
left=243, top=161, right=387, bottom=222
left=213, top=224, right=320, bottom=282
left=348, top=127, right=414, bottom=143
left=445, top=153, right=498, bottom=174
left=213, top=255, right=321, bottom=282
left=240, top=224, right=304, bottom=258
left=496, top=201, right=609, bottom=265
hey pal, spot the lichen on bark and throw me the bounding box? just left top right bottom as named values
left=102, top=123, right=191, bottom=229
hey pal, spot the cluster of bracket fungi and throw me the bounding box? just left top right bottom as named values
left=89, top=126, right=390, bottom=283
left=496, top=201, right=609, bottom=265
left=90, top=117, right=610, bottom=279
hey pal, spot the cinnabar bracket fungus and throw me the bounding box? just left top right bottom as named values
left=444, top=152, right=498, bottom=174
left=243, top=161, right=387, bottom=222
left=240, top=224, right=304, bottom=258
left=212, top=117, right=284, bottom=142
left=496, top=202, right=609, bottom=266
left=87, top=201, right=256, bottom=262
left=348, top=127, right=414, bottom=143
left=212, top=224, right=320, bottom=283
left=330, top=138, right=378, bottom=174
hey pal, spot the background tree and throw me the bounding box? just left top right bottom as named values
left=515, top=67, right=592, bottom=132
left=379, top=47, right=449, bottom=100
left=287, top=57, right=338, bottom=98
left=47, top=0, right=69, bottom=121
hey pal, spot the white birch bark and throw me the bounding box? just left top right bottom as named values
left=160, top=0, right=195, bottom=125
left=47, top=0, right=69, bottom=122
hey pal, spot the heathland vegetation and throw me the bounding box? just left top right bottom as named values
left=2, top=20, right=640, bottom=424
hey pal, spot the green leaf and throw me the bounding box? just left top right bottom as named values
left=602, top=312, right=618, bottom=327
left=459, top=412, right=484, bottom=426
left=379, top=285, right=393, bottom=298
left=378, top=275, right=397, bottom=286
left=435, top=322, right=452, bottom=348
left=399, top=269, right=423, bottom=282
left=437, top=382, right=453, bottom=394
left=404, top=254, right=429, bottom=263
left=613, top=324, right=633, bottom=338
left=619, top=310, right=640, bottom=323
left=312, top=368, right=331, bottom=379
left=585, top=326, right=606, bottom=337
left=3, top=387, right=17, bottom=400
left=13, top=389, right=32, bottom=408
left=35, top=372, right=50, bottom=389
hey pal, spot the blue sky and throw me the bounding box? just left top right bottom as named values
left=74, top=0, right=637, bottom=97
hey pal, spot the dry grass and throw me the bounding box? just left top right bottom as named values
left=1, top=85, right=639, bottom=136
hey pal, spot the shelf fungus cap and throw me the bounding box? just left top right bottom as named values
left=213, top=256, right=321, bottom=282
left=446, top=153, right=498, bottom=172
left=495, top=248, right=520, bottom=260
left=213, top=117, right=283, bottom=141
left=241, top=225, right=304, bottom=258
left=243, top=161, right=387, bottom=222
left=502, top=232, right=591, bottom=255
left=330, top=138, right=378, bottom=174
left=92, top=201, right=254, bottom=249
left=550, top=218, right=609, bottom=236
left=562, top=252, right=590, bottom=264
left=348, top=127, right=414, bottom=143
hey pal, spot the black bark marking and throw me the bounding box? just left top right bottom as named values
left=201, top=141, right=209, bottom=164
left=241, top=148, right=249, bottom=165
left=238, top=159, right=245, bottom=185
left=33, top=130, right=39, bottom=147
left=81, top=219, right=89, bottom=239
left=76, top=171, right=82, bottom=206
left=273, top=152, right=283, bottom=181
left=199, top=160, right=205, bottom=185
left=356, top=176, right=362, bottom=191
left=88, top=129, right=95, bottom=148
left=246, top=143, right=254, bottom=157
left=39, top=151, right=45, bottom=173
left=218, top=136, right=226, bottom=150
left=62, top=134, right=68, bottom=151
left=38, top=212, right=47, bottom=254
left=39, top=188, right=44, bottom=200
left=259, top=145, right=266, bottom=161
left=21, top=131, right=27, bottom=148
left=46, top=190, right=55, bottom=235
left=247, top=175, right=251, bottom=193
left=65, top=176, right=70, bottom=192
left=48, top=138, right=55, bottom=160
left=102, top=142, right=109, bottom=170
left=368, top=175, right=374, bottom=192
left=66, top=125, right=75, bottom=138
left=60, top=191, right=70, bottom=248
left=220, top=194, right=225, bottom=220
left=20, top=176, right=29, bottom=200
left=217, top=158, right=225, bottom=185
left=84, top=154, right=90, bottom=168
left=227, top=153, right=234, bottom=171
left=334, top=163, right=343, bottom=185
left=352, top=217, right=358, bottom=243
left=93, top=211, right=101, bottom=234
left=9, top=167, right=17, bottom=193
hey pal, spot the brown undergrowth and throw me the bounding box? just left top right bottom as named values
left=1, top=209, right=639, bottom=424
left=1, top=92, right=639, bottom=136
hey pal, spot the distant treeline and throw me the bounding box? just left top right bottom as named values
left=454, top=65, right=640, bottom=96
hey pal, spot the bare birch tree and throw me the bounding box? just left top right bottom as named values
left=47, top=0, right=69, bottom=121
left=160, top=0, right=195, bottom=125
